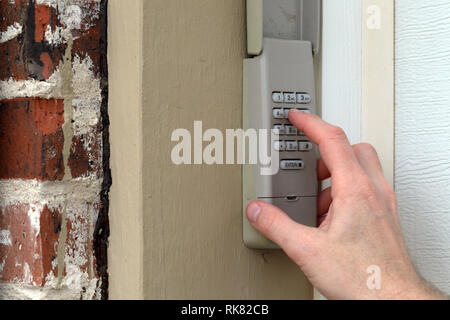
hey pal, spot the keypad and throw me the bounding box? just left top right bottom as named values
left=272, top=91, right=314, bottom=170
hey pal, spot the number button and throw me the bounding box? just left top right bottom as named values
left=299, top=142, right=313, bottom=151
left=272, top=92, right=283, bottom=103
left=273, top=125, right=285, bottom=135
left=297, top=93, right=311, bottom=104
left=273, top=109, right=284, bottom=119
left=284, top=125, right=298, bottom=136
left=274, top=141, right=286, bottom=151
left=284, top=109, right=291, bottom=119
left=286, top=141, right=298, bottom=151
left=284, top=93, right=296, bottom=104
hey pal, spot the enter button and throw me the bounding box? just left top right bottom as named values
left=280, top=160, right=304, bottom=170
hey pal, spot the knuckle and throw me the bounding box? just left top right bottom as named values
left=354, top=143, right=378, bottom=157
left=384, top=185, right=398, bottom=206
left=355, top=177, right=378, bottom=198
left=327, top=125, right=347, bottom=140
left=362, top=142, right=377, bottom=154
left=357, top=180, right=390, bottom=212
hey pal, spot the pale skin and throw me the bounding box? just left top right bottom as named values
left=246, top=109, right=445, bottom=300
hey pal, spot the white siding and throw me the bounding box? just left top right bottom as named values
left=396, top=0, right=450, bottom=295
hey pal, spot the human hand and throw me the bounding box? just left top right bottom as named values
left=246, top=110, right=444, bottom=300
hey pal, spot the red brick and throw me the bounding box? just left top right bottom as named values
left=69, top=131, right=102, bottom=179
left=40, top=52, right=55, bottom=80
left=35, top=4, right=51, bottom=42
left=0, top=204, right=47, bottom=286
left=0, top=0, right=109, bottom=298
left=39, top=205, right=61, bottom=283
left=0, top=203, right=99, bottom=286
left=0, top=98, right=65, bottom=180
left=0, top=1, right=62, bottom=81
left=72, top=22, right=102, bottom=75
left=0, top=0, right=29, bottom=80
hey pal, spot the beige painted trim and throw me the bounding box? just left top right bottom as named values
left=247, top=0, right=263, bottom=55
left=361, top=0, right=395, bottom=186
left=108, top=0, right=144, bottom=299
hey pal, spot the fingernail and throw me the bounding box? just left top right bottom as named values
left=247, top=202, right=261, bottom=223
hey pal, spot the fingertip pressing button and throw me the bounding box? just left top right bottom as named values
left=296, top=109, right=312, bottom=114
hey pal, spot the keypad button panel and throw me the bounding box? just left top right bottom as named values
left=271, top=91, right=315, bottom=170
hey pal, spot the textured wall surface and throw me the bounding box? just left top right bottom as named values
left=396, top=0, right=450, bottom=295
left=0, top=0, right=109, bottom=299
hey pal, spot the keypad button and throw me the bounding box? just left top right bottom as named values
left=274, top=141, right=286, bottom=151
left=284, top=93, right=296, bottom=103
left=299, top=142, right=313, bottom=151
left=297, top=93, right=312, bottom=104
left=284, top=109, right=291, bottom=119
left=286, top=141, right=298, bottom=151
left=296, top=109, right=312, bottom=114
left=285, top=125, right=298, bottom=135
left=273, top=125, right=285, bottom=135
left=273, top=109, right=284, bottom=119
left=280, top=160, right=304, bottom=170
left=272, top=92, right=283, bottom=103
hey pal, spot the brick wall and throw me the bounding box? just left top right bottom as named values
left=0, top=0, right=109, bottom=299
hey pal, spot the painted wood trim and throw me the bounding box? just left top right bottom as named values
left=321, top=0, right=362, bottom=145
left=108, top=0, right=145, bottom=299
left=361, top=0, right=395, bottom=186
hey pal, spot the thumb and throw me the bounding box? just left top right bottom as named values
left=246, top=201, right=317, bottom=260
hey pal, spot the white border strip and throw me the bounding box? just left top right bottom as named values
left=321, top=0, right=362, bottom=145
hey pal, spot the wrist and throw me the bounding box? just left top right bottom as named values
left=382, top=275, right=445, bottom=300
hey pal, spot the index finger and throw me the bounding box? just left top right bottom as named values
left=288, top=109, right=362, bottom=183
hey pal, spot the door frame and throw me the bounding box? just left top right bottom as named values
left=321, top=0, right=394, bottom=186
